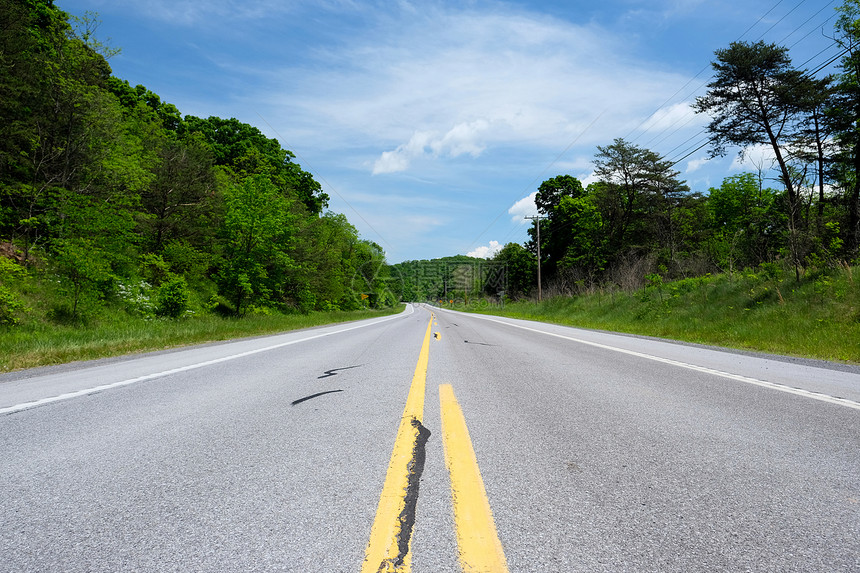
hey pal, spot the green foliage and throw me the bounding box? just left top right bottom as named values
left=218, top=174, right=296, bottom=315
left=830, top=0, right=860, bottom=256
left=350, top=241, right=397, bottom=308
left=139, top=253, right=171, bottom=286
left=51, top=237, right=113, bottom=320
left=160, top=240, right=210, bottom=283
left=590, top=139, right=689, bottom=258
left=180, top=116, right=329, bottom=214
left=392, top=255, right=497, bottom=303
left=535, top=174, right=584, bottom=215
left=106, top=78, right=183, bottom=131
left=491, top=243, right=536, bottom=299
left=0, top=257, right=27, bottom=325
left=707, top=173, right=783, bottom=272
left=138, top=134, right=220, bottom=252
left=155, top=275, right=189, bottom=318
left=555, top=195, right=607, bottom=274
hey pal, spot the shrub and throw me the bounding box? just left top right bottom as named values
left=0, top=258, right=28, bottom=325
left=156, top=276, right=190, bottom=318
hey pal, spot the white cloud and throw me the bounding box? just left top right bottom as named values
left=508, top=192, right=538, bottom=223
left=373, top=119, right=491, bottom=174
left=580, top=170, right=600, bottom=187
left=372, top=148, right=411, bottom=175
left=640, top=102, right=695, bottom=133
left=686, top=156, right=710, bottom=173
left=466, top=240, right=503, bottom=259
left=730, top=144, right=777, bottom=172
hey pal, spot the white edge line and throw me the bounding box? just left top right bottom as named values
left=435, top=307, right=860, bottom=412
left=0, top=305, right=415, bottom=416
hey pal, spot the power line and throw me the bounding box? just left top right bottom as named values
left=666, top=132, right=710, bottom=161
left=739, top=0, right=787, bottom=40
left=624, top=67, right=711, bottom=143
left=628, top=0, right=823, bottom=154
left=669, top=140, right=711, bottom=168
left=785, top=1, right=838, bottom=48
left=808, top=45, right=851, bottom=76
left=799, top=42, right=843, bottom=69
left=643, top=109, right=701, bottom=150
left=755, top=0, right=807, bottom=41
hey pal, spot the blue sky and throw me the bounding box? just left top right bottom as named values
left=58, top=0, right=843, bottom=262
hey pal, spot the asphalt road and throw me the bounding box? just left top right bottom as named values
left=1, top=304, right=858, bottom=572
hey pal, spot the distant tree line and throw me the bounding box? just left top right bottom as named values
left=0, top=0, right=393, bottom=324
left=391, top=255, right=508, bottom=303
left=492, top=1, right=860, bottom=299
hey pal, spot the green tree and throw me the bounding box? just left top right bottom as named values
left=155, top=275, right=190, bottom=318
left=554, top=194, right=607, bottom=276
left=535, top=174, right=584, bottom=215
left=51, top=237, right=113, bottom=319
left=349, top=240, right=394, bottom=309
left=180, top=116, right=329, bottom=214
left=289, top=211, right=366, bottom=310
left=789, top=75, right=837, bottom=232
left=139, top=135, right=221, bottom=252
left=528, top=175, right=595, bottom=281
left=707, top=173, right=783, bottom=272
left=217, top=175, right=296, bottom=316
left=0, top=0, right=147, bottom=261
left=491, top=242, right=536, bottom=299
left=693, top=41, right=811, bottom=276
left=0, top=256, right=27, bottom=325
left=590, top=139, right=688, bottom=258
left=107, top=78, right=183, bottom=132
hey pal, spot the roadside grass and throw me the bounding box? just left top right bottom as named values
left=0, top=306, right=403, bottom=373
left=461, top=265, right=860, bottom=364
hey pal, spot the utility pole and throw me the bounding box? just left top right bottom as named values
left=525, top=215, right=546, bottom=302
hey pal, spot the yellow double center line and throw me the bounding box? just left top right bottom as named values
left=360, top=314, right=509, bottom=573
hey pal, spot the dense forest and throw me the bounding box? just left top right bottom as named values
left=0, top=0, right=395, bottom=326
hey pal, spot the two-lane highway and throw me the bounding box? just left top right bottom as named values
left=1, top=304, right=858, bottom=572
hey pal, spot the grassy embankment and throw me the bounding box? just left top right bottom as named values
left=461, top=264, right=860, bottom=364
left=0, top=306, right=403, bottom=373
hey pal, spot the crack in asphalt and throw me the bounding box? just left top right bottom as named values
left=290, top=389, right=343, bottom=406
left=318, top=365, right=363, bottom=379
left=375, top=417, right=431, bottom=572
left=463, top=340, right=496, bottom=346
